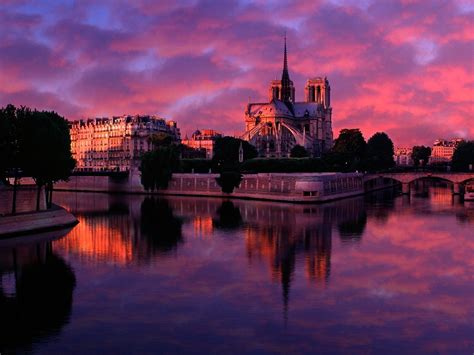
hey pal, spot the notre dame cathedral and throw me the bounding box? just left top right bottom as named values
left=242, top=38, right=333, bottom=157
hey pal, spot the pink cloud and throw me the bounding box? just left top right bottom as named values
left=0, top=0, right=472, bottom=145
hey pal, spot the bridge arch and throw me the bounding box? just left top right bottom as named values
left=406, top=175, right=455, bottom=186
left=365, top=172, right=474, bottom=195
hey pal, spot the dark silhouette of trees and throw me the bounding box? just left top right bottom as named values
left=215, top=163, right=242, bottom=193
left=325, top=129, right=366, bottom=171
left=364, top=132, right=395, bottom=172
left=0, top=105, right=75, bottom=212
left=140, top=132, right=181, bottom=191
left=149, top=132, right=175, bottom=148
left=290, top=144, right=309, bottom=158
left=411, top=146, right=431, bottom=166
left=212, top=136, right=257, bottom=165
left=211, top=137, right=253, bottom=194
left=19, top=109, right=76, bottom=209
left=139, top=146, right=180, bottom=191
left=451, top=140, right=474, bottom=171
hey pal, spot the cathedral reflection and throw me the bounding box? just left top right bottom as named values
left=0, top=231, right=76, bottom=353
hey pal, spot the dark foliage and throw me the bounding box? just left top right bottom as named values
left=19, top=109, right=76, bottom=186
left=213, top=136, right=257, bottom=165
left=364, top=132, right=395, bottom=172
left=290, top=144, right=309, bottom=158
left=179, top=159, right=214, bottom=173
left=411, top=146, right=431, bottom=166
left=149, top=132, right=174, bottom=148
left=0, top=105, right=75, bottom=210
left=179, top=145, right=206, bottom=159
left=326, top=129, right=366, bottom=171
left=216, top=162, right=242, bottom=193
left=451, top=141, right=474, bottom=172
left=140, top=145, right=180, bottom=191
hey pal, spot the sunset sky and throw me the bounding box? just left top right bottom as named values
left=0, top=0, right=472, bottom=146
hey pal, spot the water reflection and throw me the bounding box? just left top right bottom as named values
left=140, top=197, right=183, bottom=253
left=54, top=195, right=184, bottom=264
left=212, top=201, right=243, bottom=230
left=42, top=185, right=474, bottom=354
left=0, top=230, right=76, bottom=354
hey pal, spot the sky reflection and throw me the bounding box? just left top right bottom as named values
left=30, top=188, right=474, bottom=353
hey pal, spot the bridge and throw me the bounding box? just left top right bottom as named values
left=364, top=172, right=474, bottom=195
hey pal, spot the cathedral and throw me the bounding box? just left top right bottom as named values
left=242, top=38, right=333, bottom=158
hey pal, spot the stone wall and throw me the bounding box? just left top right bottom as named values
left=55, top=171, right=366, bottom=203
left=0, top=185, right=46, bottom=215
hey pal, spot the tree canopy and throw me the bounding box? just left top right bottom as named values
left=19, top=109, right=76, bottom=187
left=411, top=146, right=431, bottom=166
left=139, top=145, right=180, bottom=191
left=364, top=132, right=395, bottom=171
left=451, top=141, right=474, bottom=171
left=325, top=129, right=366, bottom=171
left=290, top=144, right=309, bottom=158
left=213, top=136, right=257, bottom=165
left=0, top=104, right=75, bottom=210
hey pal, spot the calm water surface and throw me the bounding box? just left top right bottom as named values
left=1, top=184, right=473, bottom=354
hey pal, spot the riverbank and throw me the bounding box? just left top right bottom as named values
left=0, top=205, right=78, bottom=238
left=55, top=172, right=372, bottom=203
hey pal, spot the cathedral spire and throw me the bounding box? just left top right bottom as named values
left=281, top=34, right=293, bottom=102
left=282, top=34, right=289, bottom=81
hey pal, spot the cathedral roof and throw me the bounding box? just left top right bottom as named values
left=247, top=100, right=322, bottom=119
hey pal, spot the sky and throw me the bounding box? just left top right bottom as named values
left=0, top=0, right=472, bottom=146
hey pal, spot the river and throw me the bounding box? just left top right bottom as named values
left=0, top=183, right=473, bottom=354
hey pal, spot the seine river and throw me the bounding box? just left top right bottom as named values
left=1, top=183, right=473, bottom=354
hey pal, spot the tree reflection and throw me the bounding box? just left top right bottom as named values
left=140, top=197, right=183, bottom=253
left=212, top=201, right=243, bottom=230
left=364, top=189, right=397, bottom=224
left=337, top=211, right=367, bottom=242
left=0, top=241, right=76, bottom=353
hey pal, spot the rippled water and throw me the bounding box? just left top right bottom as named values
left=1, top=184, right=473, bottom=354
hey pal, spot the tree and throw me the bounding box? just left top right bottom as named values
left=452, top=141, right=474, bottom=171
left=139, top=145, right=180, bottom=191
left=0, top=105, right=75, bottom=212
left=19, top=109, right=76, bottom=209
left=411, top=146, right=431, bottom=166
left=149, top=132, right=174, bottom=148
left=290, top=144, right=308, bottom=158
left=213, top=137, right=257, bottom=165
left=0, top=105, right=21, bottom=214
left=0, top=104, right=18, bottom=183
left=325, top=129, right=366, bottom=171
left=216, top=166, right=242, bottom=194
left=364, top=132, right=395, bottom=172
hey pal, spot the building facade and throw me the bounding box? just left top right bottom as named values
left=429, top=138, right=463, bottom=164
left=394, top=147, right=414, bottom=166
left=242, top=39, right=333, bottom=158
left=70, top=115, right=180, bottom=172
left=181, top=129, right=222, bottom=159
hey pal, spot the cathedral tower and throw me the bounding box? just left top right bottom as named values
left=268, top=37, right=295, bottom=102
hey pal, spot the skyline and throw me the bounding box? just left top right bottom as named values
left=0, top=0, right=472, bottom=146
